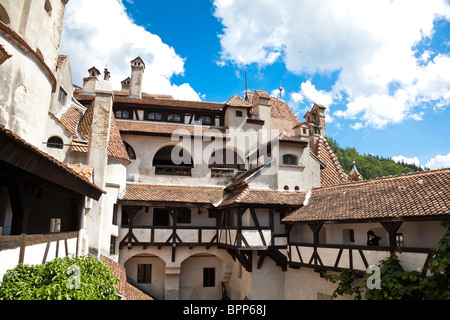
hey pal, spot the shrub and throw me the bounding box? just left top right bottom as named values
left=0, top=255, right=119, bottom=300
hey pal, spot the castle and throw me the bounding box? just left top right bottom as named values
left=1, top=0, right=449, bottom=300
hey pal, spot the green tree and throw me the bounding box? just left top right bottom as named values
left=0, top=255, right=119, bottom=300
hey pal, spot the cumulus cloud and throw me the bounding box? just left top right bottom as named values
left=60, top=0, right=200, bottom=101
left=425, top=153, right=450, bottom=169
left=213, top=0, right=450, bottom=129
left=393, top=155, right=423, bottom=168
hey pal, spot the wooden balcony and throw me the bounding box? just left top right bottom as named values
left=287, top=242, right=434, bottom=274
left=119, top=225, right=218, bottom=249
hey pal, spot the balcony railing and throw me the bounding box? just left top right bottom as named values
left=287, top=242, right=434, bottom=273
left=119, top=226, right=217, bottom=248
left=154, top=166, right=192, bottom=176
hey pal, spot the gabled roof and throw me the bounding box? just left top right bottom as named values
left=225, top=94, right=252, bottom=108
left=313, top=137, right=348, bottom=187
left=283, top=168, right=450, bottom=224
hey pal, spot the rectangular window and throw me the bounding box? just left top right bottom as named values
left=396, top=233, right=404, bottom=247
left=236, top=111, right=243, bottom=117
left=112, top=204, right=118, bottom=225
left=137, top=264, right=152, bottom=283
left=58, top=87, right=67, bottom=105
left=110, top=236, right=116, bottom=255
left=203, top=268, right=215, bottom=287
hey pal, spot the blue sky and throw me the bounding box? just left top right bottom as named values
left=60, top=0, right=450, bottom=169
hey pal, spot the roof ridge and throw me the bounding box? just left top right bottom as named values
left=313, top=167, right=450, bottom=191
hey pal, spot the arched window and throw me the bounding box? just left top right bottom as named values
left=153, top=145, right=193, bottom=176
left=47, top=136, right=63, bottom=149
left=283, top=154, right=298, bottom=166
left=123, top=141, right=136, bottom=160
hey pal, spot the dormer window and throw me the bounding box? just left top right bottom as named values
left=147, top=112, right=162, bottom=121
left=168, top=114, right=181, bottom=122
left=198, top=116, right=211, bottom=125
left=115, top=110, right=131, bottom=119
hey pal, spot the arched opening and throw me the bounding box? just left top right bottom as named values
left=47, top=136, right=63, bottom=149
left=179, top=253, right=224, bottom=300
left=153, top=145, right=193, bottom=176
left=0, top=5, right=11, bottom=25
left=123, top=141, right=136, bottom=160
left=124, top=254, right=166, bottom=299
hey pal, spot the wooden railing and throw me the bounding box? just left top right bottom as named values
left=119, top=226, right=218, bottom=248
left=287, top=242, right=434, bottom=273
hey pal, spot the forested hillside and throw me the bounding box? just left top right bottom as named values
left=327, top=137, right=424, bottom=180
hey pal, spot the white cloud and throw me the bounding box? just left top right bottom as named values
left=213, top=0, right=450, bottom=128
left=61, top=0, right=200, bottom=101
left=393, top=155, right=423, bottom=168
left=425, top=153, right=450, bottom=169
left=290, top=81, right=333, bottom=107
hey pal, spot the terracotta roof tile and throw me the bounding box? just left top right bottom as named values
left=283, top=168, right=450, bottom=223
left=116, top=120, right=228, bottom=139
left=58, top=105, right=84, bottom=137
left=121, top=184, right=225, bottom=205
left=219, top=186, right=307, bottom=208
left=113, top=95, right=225, bottom=111
left=225, top=94, right=252, bottom=108
left=313, top=137, right=348, bottom=187
left=102, top=256, right=154, bottom=300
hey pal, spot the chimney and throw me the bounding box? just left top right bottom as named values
left=121, top=77, right=131, bottom=93
left=304, top=103, right=327, bottom=146
left=130, top=57, right=145, bottom=98
left=82, top=67, right=101, bottom=94
left=251, top=90, right=272, bottom=136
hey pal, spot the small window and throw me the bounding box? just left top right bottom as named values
left=58, top=87, right=67, bottom=105
left=115, top=110, right=131, bottom=119
left=137, top=264, right=152, bottom=284
left=47, top=136, right=63, bottom=149
left=176, top=208, right=191, bottom=224
left=236, top=111, right=243, bottom=117
left=283, top=154, right=297, bottom=166
left=203, top=268, right=215, bottom=287
left=198, top=116, right=211, bottom=125
left=110, top=236, right=116, bottom=255
left=112, top=204, right=118, bottom=225
left=284, top=185, right=289, bottom=190
left=147, top=112, right=161, bottom=121
left=168, top=114, right=181, bottom=122
left=396, top=233, right=404, bottom=247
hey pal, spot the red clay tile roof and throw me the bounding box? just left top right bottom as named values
left=225, top=94, right=253, bottom=108
left=219, top=186, right=307, bottom=208
left=121, top=184, right=225, bottom=205
left=313, top=137, right=348, bottom=187
left=113, top=95, right=225, bottom=111
left=116, top=119, right=228, bottom=139
left=58, top=105, right=84, bottom=137
left=102, top=256, right=154, bottom=300
left=283, top=168, right=450, bottom=223
left=75, top=101, right=130, bottom=163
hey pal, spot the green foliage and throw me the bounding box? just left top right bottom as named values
left=327, top=137, right=423, bottom=180
left=0, top=255, right=119, bottom=300
left=326, top=221, right=450, bottom=300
